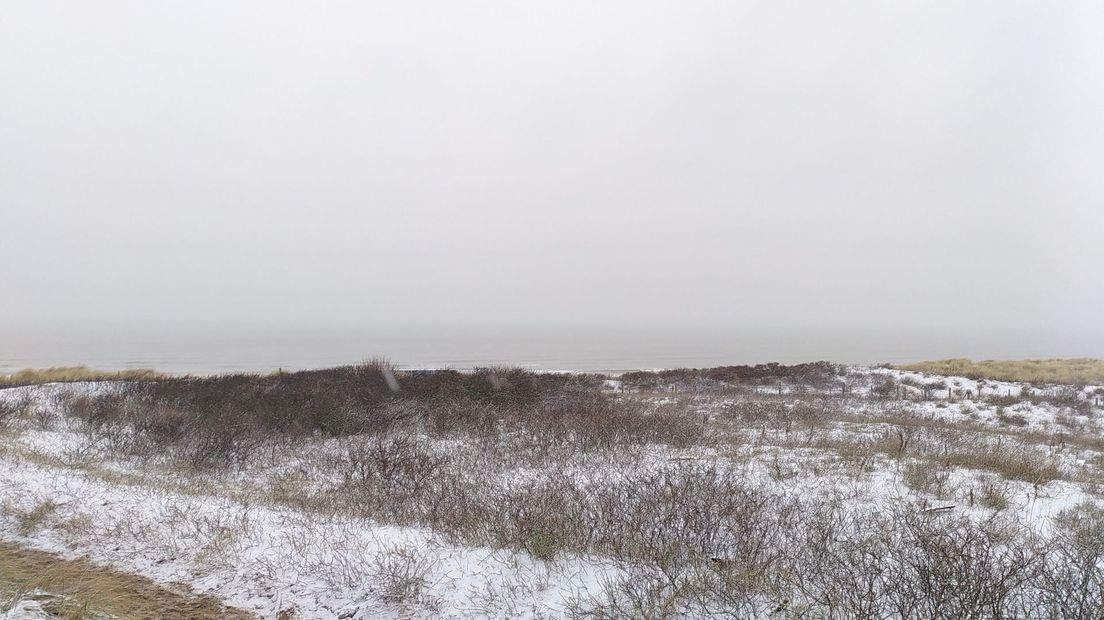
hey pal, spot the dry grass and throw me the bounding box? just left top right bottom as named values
left=902, top=460, right=953, bottom=498
left=975, top=476, right=1012, bottom=511
left=0, top=367, right=169, bottom=387
left=937, top=447, right=1061, bottom=487
left=0, top=542, right=250, bottom=619
left=15, top=500, right=58, bottom=536
left=894, top=358, right=1104, bottom=385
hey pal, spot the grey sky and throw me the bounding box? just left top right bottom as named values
left=2, top=1, right=1102, bottom=332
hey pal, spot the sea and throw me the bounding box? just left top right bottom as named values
left=1, top=323, right=1102, bottom=375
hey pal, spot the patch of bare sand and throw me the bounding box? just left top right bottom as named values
left=0, top=542, right=251, bottom=619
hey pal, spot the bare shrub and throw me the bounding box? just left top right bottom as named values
left=176, top=405, right=267, bottom=469
left=783, top=506, right=1046, bottom=618
left=785, top=506, right=899, bottom=618
left=872, top=377, right=898, bottom=398
left=371, top=543, right=439, bottom=606
left=903, top=460, right=953, bottom=498
left=895, top=512, right=1043, bottom=617
left=975, top=476, right=1012, bottom=511
left=721, top=398, right=832, bottom=434
left=997, top=409, right=1029, bottom=427
left=343, top=435, right=450, bottom=514
left=63, top=391, right=134, bottom=447
left=569, top=566, right=698, bottom=619
left=621, top=362, right=844, bottom=392
left=0, top=394, right=34, bottom=428
left=518, top=394, right=706, bottom=450
left=1038, top=503, right=1104, bottom=618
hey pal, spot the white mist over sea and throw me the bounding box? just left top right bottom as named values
left=2, top=323, right=1102, bottom=375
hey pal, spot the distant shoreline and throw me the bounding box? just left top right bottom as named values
left=4, top=324, right=1104, bottom=376
left=4, top=358, right=1104, bottom=388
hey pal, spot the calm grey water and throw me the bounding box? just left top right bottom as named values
left=1, top=323, right=1102, bottom=375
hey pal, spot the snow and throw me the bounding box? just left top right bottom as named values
left=1, top=593, right=54, bottom=620
left=0, top=452, right=622, bottom=619
left=1, top=367, right=1102, bottom=617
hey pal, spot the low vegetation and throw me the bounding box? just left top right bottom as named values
left=0, top=366, right=168, bottom=388
left=0, top=542, right=249, bottom=619
left=622, top=361, right=844, bottom=391
left=895, top=358, right=1104, bottom=385
left=0, top=361, right=1102, bottom=617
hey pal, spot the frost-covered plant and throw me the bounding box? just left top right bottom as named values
left=371, top=542, right=440, bottom=606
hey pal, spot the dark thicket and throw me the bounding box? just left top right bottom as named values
left=621, top=361, right=844, bottom=389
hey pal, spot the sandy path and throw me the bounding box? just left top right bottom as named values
left=0, top=541, right=253, bottom=620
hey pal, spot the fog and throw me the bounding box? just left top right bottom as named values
left=2, top=1, right=1102, bottom=334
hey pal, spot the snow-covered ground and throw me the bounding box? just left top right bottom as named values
left=0, top=440, right=620, bottom=618
left=2, top=592, right=58, bottom=620
left=1, top=366, right=1102, bottom=618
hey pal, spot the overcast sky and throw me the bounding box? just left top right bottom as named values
left=2, top=1, right=1102, bottom=332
